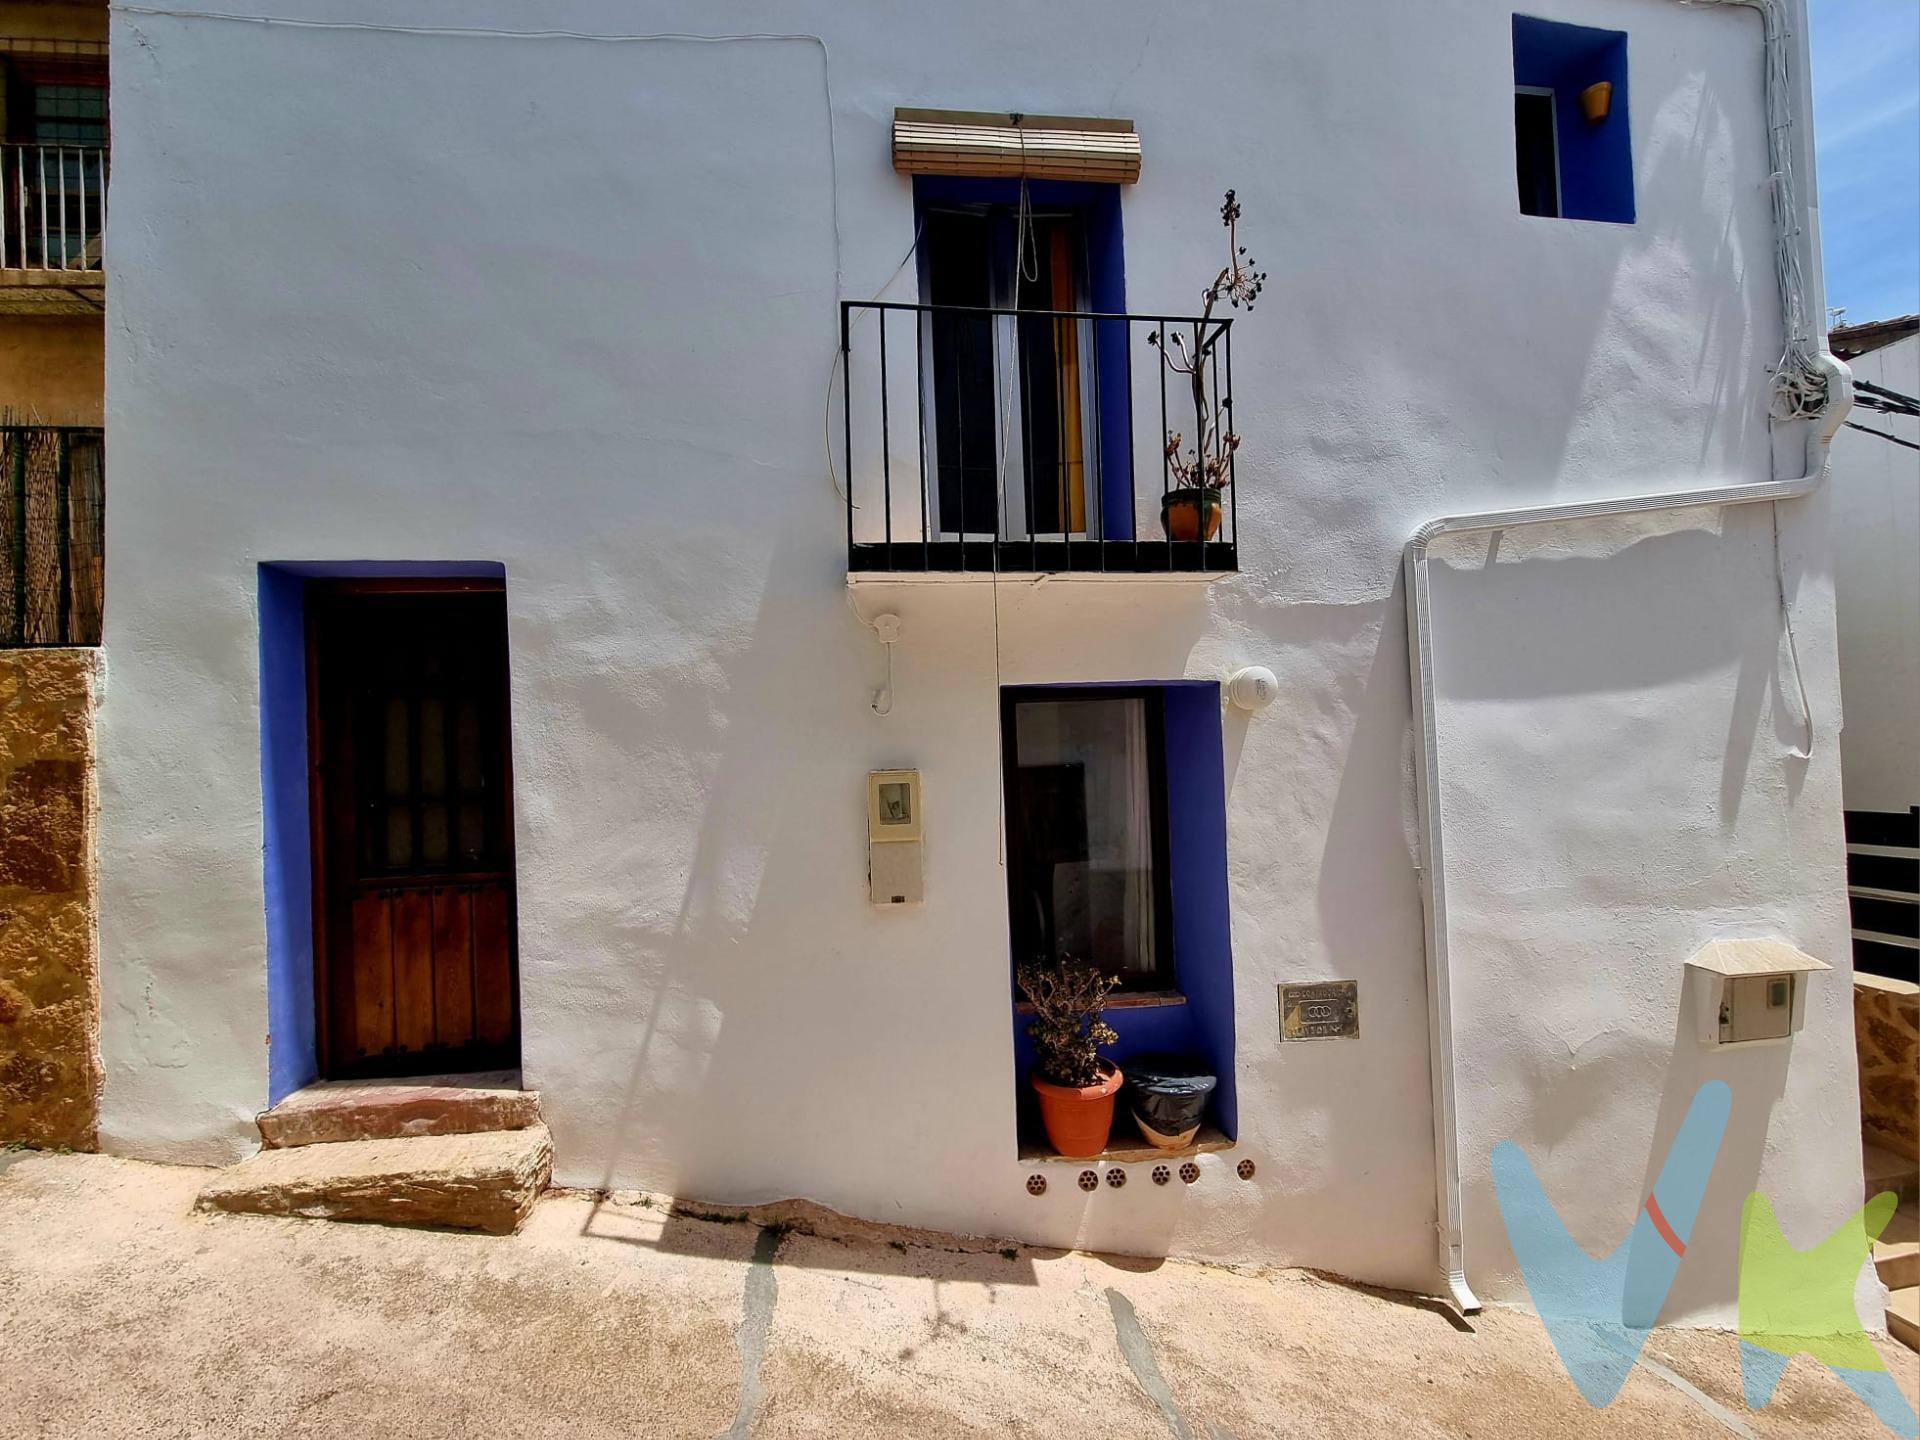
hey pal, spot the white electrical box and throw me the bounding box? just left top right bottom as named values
left=867, top=769, right=923, bottom=905
left=1684, top=938, right=1830, bottom=1048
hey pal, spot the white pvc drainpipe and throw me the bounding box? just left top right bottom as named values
left=1402, top=0, right=1851, bottom=1315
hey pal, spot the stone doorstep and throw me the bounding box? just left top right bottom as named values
left=1889, top=1286, right=1919, bottom=1355
left=257, top=1072, right=540, bottom=1148
left=1876, top=1196, right=1920, bottom=1292
left=197, top=1124, right=552, bottom=1236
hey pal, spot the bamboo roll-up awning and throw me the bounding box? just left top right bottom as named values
left=892, top=109, right=1141, bottom=184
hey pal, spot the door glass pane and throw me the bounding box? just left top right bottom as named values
left=419, top=696, right=447, bottom=797
left=384, top=803, right=414, bottom=867
left=1007, top=696, right=1161, bottom=983
left=925, top=210, right=998, bottom=535
left=421, top=802, right=450, bottom=865
left=382, top=697, right=411, bottom=797
left=344, top=593, right=509, bottom=877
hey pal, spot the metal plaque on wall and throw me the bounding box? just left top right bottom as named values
left=1279, top=981, right=1359, bottom=1040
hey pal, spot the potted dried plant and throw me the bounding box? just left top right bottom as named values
left=1148, top=189, right=1266, bottom=542
left=1018, top=955, right=1123, bottom=1158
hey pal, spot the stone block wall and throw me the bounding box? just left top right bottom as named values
left=1856, top=974, right=1920, bottom=1162
left=0, top=649, right=100, bottom=1148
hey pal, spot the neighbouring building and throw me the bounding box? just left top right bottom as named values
left=1827, top=313, right=1919, bottom=1264
left=88, top=0, right=1877, bottom=1323
left=1829, top=315, right=1919, bottom=982
left=0, top=0, right=105, bottom=1149
left=0, top=0, right=104, bottom=424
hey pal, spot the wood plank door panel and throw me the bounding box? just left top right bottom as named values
left=310, top=583, right=520, bottom=1078
left=431, top=886, right=477, bottom=1050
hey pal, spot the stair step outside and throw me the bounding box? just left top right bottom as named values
left=258, top=1072, right=540, bottom=1148
left=1876, top=1197, right=1920, bottom=1291
left=1881, top=1250, right=1920, bottom=1292
left=198, top=1124, right=552, bottom=1235
left=1888, top=1285, right=1919, bottom=1354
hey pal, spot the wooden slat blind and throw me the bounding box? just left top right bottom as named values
left=892, top=109, right=1141, bottom=184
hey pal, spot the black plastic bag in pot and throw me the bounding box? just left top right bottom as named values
left=1124, top=1052, right=1218, bottom=1136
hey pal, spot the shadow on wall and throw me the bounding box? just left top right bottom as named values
left=1426, top=510, right=1808, bottom=832
left=1638, top=992, right=1792, bottom=1323
left=529, top=532, right=1217, bottom=1252
left=1451, top=9, right=1767, bottom=521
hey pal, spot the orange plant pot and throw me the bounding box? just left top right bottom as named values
left=1031, top=1064, right=1124, bottom=1158
left=1160, top=487, right=1223, bottom=542
left=1580, top=81, right=1613, bottom=123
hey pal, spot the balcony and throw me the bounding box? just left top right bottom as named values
left=1, top=144, right=107, bottom=314
left=1, top=424, right=104, bottom=647
left=840, top=301, right=1238, bottom=580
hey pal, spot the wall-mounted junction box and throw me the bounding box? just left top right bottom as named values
left=1685, top=938, right=1831, bottom=1047
left=867, top=769, right=922, bottom=905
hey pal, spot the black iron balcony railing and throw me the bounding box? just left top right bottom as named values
left=841, top=301, right=1237, bottom=576
left=1, top=425, right=104, bottom=647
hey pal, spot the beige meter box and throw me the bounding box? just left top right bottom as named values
left=1684, top=938, right=1831, bottom=1047
left=867, top=769, right=923, bottom=905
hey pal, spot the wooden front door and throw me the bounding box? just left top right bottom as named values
left=309, top=581, right=520, bottom=1077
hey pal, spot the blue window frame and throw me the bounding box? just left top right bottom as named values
left=913, top=176, right=1137, bottom=542
left=1513, top=15, right=1634, bottom=224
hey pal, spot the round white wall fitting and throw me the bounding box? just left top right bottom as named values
left=1226, top=665, right=1278, bottom=712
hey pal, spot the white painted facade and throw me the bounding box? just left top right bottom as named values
left=96, top=0, right=1868, bottom=1321
left=1832, top=332, right=1920, bottom=818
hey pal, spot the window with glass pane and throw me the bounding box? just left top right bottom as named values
left=32, top=84, right=107, bottom=146
left=1002, top=688, right=1173, bottom=990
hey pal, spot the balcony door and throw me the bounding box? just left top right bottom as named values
left=921, top=204, right=1099, bottom=542
left=308, top=581, right=520, bottom=1078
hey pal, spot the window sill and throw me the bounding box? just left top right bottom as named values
left=1019, top=1122, right=1234, bottom=1165
left=1015, top=990, right=1186, bottom=1016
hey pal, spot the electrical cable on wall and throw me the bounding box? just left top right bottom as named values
left=845, top=591, right=900, bottom=716
left=1687, top=0, right=1827, bottom=422
left=825, top=220, right=925, bottom=507
left=1769, top=501, right=1814, bottom=760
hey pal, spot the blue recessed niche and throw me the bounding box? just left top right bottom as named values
left=1513, top=14, right=1634, bottom=224
left=1006, top=680, right=1237, bottom=1148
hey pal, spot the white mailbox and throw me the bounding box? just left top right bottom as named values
left=867, top=769, right=923, bottom=905
left=1685, top=938, right=1831, bottom=1047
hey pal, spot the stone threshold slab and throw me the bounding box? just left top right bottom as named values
left=258, top=1072, right=539, bottom=1148
left=199, top=1124, right=552, bottom=1235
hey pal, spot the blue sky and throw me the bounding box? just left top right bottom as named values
left=1810, top=0, right=1920, bottom=324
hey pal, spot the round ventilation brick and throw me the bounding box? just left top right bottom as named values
left=1105, top=1167, right=1126, bottom=1189
left=1026, top=1173, right=1047, bottom=1197
left=1078, top=1169, right=1100, bottom=1192
left=1179, top=1161, right=1201, bottom=1185
left=1152, top=1165, right=1171, bottom=1186
left=1237, top=1159, right=1256, bottom=1181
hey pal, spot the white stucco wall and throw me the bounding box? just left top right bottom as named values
left=1832, top=332, right=1920, bottom=817
left=97, top=0, right=1861, bottom=1314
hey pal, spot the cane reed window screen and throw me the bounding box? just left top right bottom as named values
left=892, top=109, right=1141, bottom=184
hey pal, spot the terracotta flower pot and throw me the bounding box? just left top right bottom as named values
left=1031, top=1063, right=1124, bottom=1158
left=1160, top=487, right=1223, bottom=542
left=1580, top=81, right=1613, bottom=123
